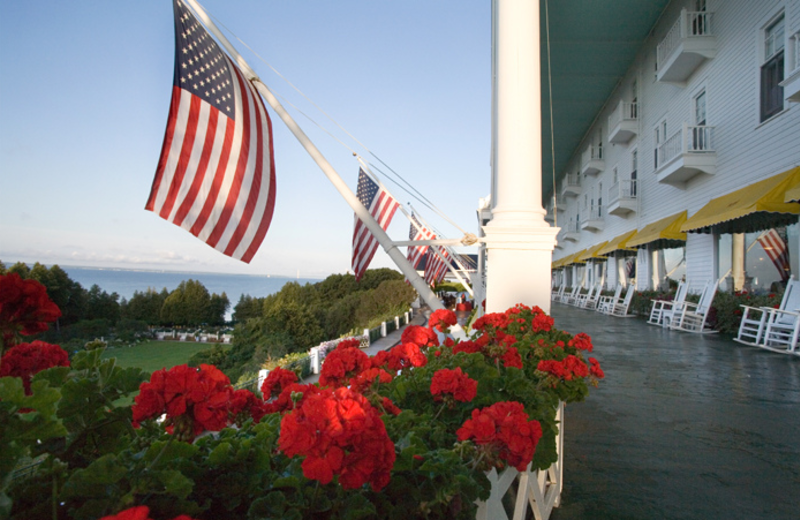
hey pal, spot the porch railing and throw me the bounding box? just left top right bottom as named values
left=657, top=9, right=713, bottom=69
left=658, top=124, right=715, bottom=168
left=581, top=205, right=604, bottom=223
left=564, top=172, right=581, bottom=189
left=608, top=179, right=637, bottom=205
left=608, top=101, right=638, bottom=130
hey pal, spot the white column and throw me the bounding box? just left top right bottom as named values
left=732, top=233, right=745, bottom=291
left=483, top=0, right=558, bottom=314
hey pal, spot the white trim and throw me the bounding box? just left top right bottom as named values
left=754, top=4, right=788, bottom=128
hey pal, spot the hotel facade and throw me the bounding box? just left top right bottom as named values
left=548, top=0, right=800, bottom=296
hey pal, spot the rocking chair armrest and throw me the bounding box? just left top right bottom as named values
left=764, top=308, right=800, bottom=318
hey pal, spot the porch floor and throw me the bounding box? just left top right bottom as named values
left=549, top=303, right=800, bottom=520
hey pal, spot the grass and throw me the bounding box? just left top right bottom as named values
left=101, top=340, right=225, bottom=374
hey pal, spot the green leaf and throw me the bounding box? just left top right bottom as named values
left=70, top=349, right=104, bottom=371
left=144, top=440, right=199, bottom=468
left=61, top=454, right=128, bottom=499
left=157, top=469, right=194, bottom=499
left=206, top=441, right=232, bottom=466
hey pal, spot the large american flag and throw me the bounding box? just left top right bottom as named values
left=424, top=246, right=450, bottom=286
left=407, top=213, right=435, bottom=269
left=758, top=228, right=790, bottom=281
left=145, top=0, right=276, bottom=263
left=352, top=169, right=400, bottom=281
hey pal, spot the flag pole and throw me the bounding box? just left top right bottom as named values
left=355, top=158, right=475, bottom=298
left=181, top=0, right=465, bottom=337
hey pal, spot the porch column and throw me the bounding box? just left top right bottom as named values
left=483, top=0, right=558, bottom=314
left=732, top=233, right=745, bottom=291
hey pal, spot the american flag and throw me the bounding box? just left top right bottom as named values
left=758, top=228, right=790, bottom=281
left=352, top=169, right=400, bottom=281
left=407, top=213, right=435, bottom=269
left=145, top=0, right=276, bottom=263
left=424, top=246, right=450, bottom=286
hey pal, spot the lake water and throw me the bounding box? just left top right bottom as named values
left=61, top=266, right=322, bottom=320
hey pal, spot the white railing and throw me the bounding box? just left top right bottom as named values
left=658, top=124, right=715, bottom=168
left=608, top=179, right=637, bottom=205
left=564, top=172, right=581, bottom=189
left=581, top=206, right=603, bottom=223
left=565, top=220, right=580, bottom=233
left=792, top=31, right=800, bottom=72
left=657, top=9, right=713, bottom=68
left=582, top=145, right=603, bottom=166
left=608, top=101, right=638, bottom=130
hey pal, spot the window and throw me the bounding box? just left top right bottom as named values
left=654, top=120, right=666, bottom=169
left=598, top=182, right=603, bottom=215
left=631, top=149, right=638, bottom=196
left=631, top=80, right=638, bottom=118
left=761, top=15, right=785, bottom=122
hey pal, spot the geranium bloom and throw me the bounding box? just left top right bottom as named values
left=278, top=386, right=395, bottom=491
left=530, top=313, right=555, bottom=333
left=500, top=346, right=523, bottom=369
left=567, top=332, right=593, bottom=352
left=260, top=367, right=298, bottom=399
left=452, top=339, right=482, bottom=355
left=537, top=355, right=589, bottom=381
left=132, top=364, right=234, bottom=440
left=0, top=341, right=69, bottom=394
left=349, top=367, right=393, bottom=394
left=386, top=343, right=427, bottom=371
left=429, top=309, right=457, bottom=332
left=588, top=357, right=605, bottom=379
left=229, top=388, right=267, bottom=424
left=401, top=325, right=439, bottom=347
left=319, top=343, right=370, bottom=388
left=456, top=401, right=542, bottom=471
left=99, top=506, right=197, bottom=520
left=430, top=368, right=478, bottom=403
left=0, top=273, right=61, bottom=348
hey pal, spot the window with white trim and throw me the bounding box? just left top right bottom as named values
left=761, top=15, right=785, bottom=122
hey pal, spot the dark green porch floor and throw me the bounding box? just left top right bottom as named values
left=548, top=303, right=800, bottom=520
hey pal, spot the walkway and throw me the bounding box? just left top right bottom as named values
left=549, top=303, right=800, bottom=520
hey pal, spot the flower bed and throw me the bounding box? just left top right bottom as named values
left=1, top=273, right=603, bottom=520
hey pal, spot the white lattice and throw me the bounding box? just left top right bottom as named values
left=475, top=402, right=564, bottom=520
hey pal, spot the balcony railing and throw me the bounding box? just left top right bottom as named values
left=562, top=173, right=581, bottom=197
left=657, top=9, right=716, bottom=84
left=580, top=206, right=604, bottom=232
left=608, top=101, right=638, bottom=144
left=656, top=124, right=716, bottom=187
left=581, top=145, right=604, bottom=176
left=793, top=32, right=800, bottom=72
left=781, top=31, right=800, bottom=103
left=659, top=125, right=715, bottom=166
left=607, top=180, right=637, bottom=217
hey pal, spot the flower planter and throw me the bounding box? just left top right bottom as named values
left=476, top=402, right=564, bottom=520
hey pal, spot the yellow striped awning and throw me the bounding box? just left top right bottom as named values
left=627, top=211, right=688, bottom=249
left=784, top=177, right=800, bottom=203
left=597, top=230, right=638, bottom=256
left=576, top=242, right=609, bottom=262
left=682, top=167, right=800, bottom=234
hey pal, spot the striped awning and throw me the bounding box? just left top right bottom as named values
left=597, top=230, right=638, bottom=256
left=627, top=211, right=688, bottom=249
left=576, top=242, right=609, bottom=262
left=681, top=167, right=800, bottom=234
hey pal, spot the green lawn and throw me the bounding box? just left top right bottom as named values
left=101, top=340, right=224, bottom=374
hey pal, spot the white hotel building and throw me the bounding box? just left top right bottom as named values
left=546, top=0, right=800, bottom=295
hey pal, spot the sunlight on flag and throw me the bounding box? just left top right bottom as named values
left=352, top=168, right=400, bottom=281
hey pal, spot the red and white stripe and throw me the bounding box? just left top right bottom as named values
left=351, top=190, right=400, bottom=280
left=758, top=228, right=790, bottom=281
left=146, top=57, right=275, bottom=264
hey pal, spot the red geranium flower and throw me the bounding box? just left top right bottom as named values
left=588, top=357, right=605, bottom=379
left=537, top=355, right=589, bottom=381
left=260, top=367, right=298, bottom=399
left=132, top=364, right=234, bottom=440
left=99, top=506, right=198, bottom=520
left=456, top=401, right=542, bottom=471
left=278, top=386, right=395, bottom=491
left=429, top=309, right=457, bottom=333
left=0, top=273, right=61, bottom=348
left=430, top=367, right=477, bottom=403
left=567, top=332, right=593, bottom=352
left=0, top=341, right=69, bottom=394
left=349, top=367, right=393, bottom=394
left=401, top=325, right=439, bottom=347
left=386, top=343, right=427, bottom=371
left=319, top=343, right=370, bottom=388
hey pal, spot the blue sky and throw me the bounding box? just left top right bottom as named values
left=0, top=0, right=491, bottom=279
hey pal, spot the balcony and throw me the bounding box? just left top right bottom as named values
left=561, top=173, right=582, bottom=198
left=657, top=9, right=717, bottom=85
left=656, top=124, right=716, bottom=188
left=580, top=206, right=604, bottom=233
left=580, top=145, right=604, bottom=176
left=554, top=195, right=566, bottom=213
left=780, top=31, right=800, bottom=102
left=608, top=101, right=638, bottom=144
left=607, top=180, right=638, bottom=217
left=562, top=220, right=580, bottom=242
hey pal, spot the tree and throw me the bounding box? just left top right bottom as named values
left=122, top=288, right=168, bottom=325
left=232, top=295, right=264, bottom=323
left=85, top=284, right=121, bottom=324
left=208, top=292, right=230, bottom=326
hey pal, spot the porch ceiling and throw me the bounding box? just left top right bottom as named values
left=539, top=0, right=671, bottom=202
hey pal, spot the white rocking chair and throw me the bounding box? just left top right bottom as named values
left=573, top=283, right=601, bottom=308
left=561, top=286, right=581, bottom=305
left=647, top=281, right=688, bottom=327
left=599, top=285, right=635, bottom=317
left=735, top=278, right=800, bottom=349
left=551, top=284, right=566, bottom=302
left=670, top=280, right=719, bottom=333
left=579, top=283, right=605, bottom=310
left=596, top=285, right=623, bottom=314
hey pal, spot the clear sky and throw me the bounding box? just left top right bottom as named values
left=0, top=0, right=491, bottom=279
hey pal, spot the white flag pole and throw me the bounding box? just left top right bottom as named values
left=181, top=0, right=465, bottom=338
